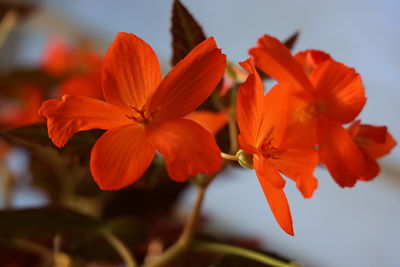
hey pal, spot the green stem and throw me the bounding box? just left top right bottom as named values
left=191, top=241, right=301, bottom=267
left=228, top=87, right=238, bottom=154
left=100, top=229, right=138, bottom=267
left=142, top=186, right=207, bottom=267
left=220, top=152, right=238, bottom=161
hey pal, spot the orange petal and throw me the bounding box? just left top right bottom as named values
left=90, top=124, right=156, bottom=190
left=102, top=33, right=162, bottom=111
left=310, top=61, right=366, bottom=124
left=253, top=154, right=286, bottom=189
left=146, top=119, right=222, bottom=182
left=236, top=59, right=264, bottom=147
left=60, top=70, right=104, bottom=100
left=39, top=95, right=132, bottom=147
left=349, top=122, right=396, bottom=160
left=258, top=83, right=290, bottom=148
left=318, top=117, right=365, bottom=187
left=149, top=37, right=226, bottom=121
left=358, top=152, right=380, bottom=181
left=254, top=156, right=293, bottom=235
left=185, top=111, right=228, bottom=136
left=294, top=50, right=332, bottom=75
left=365, top=131, right=396, bottom=159
left=272, top=149, right=318, bottom=198
left=280, top=95, right=318, bottom=149
left=249, top=34, right=314, bottom=99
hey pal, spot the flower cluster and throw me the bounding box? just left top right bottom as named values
left=38, top=32, right=396, bottom=235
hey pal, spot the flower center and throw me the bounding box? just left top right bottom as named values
left=126, top=105, right=150, bottom=124
left=259, top=138, right=280, bottom=159
left=293, top=101, right=324, bottom=123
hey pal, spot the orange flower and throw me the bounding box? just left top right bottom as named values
left=348, top=120, right=396, bottom=181
left=39, top=33, right=226, bottom=190
left=236, top=59, right=318, bottom=235
left=42, top=37, right=102, bottom=78
left=294, top=50, right=332, bottom=75
left=185, top=111, right=228, bottom=136
left=0, top=86, right=44, bottom=128
left=59, top=68, right=103, bottom=100
left=249, top=35, right=367, bottom=187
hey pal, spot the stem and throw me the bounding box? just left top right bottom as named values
left=143, top=186, right=207, bottom=267
left=220, top=152, right=238, bottom=161
left=228, top=87, right=238, bottom=154
left=0, top=9, right=18, bottom=49
left=191, top=241, right=299, bottom=267
left=178, top=186, right=206, bottom=245
left=100, top=229, right=138, bottom=267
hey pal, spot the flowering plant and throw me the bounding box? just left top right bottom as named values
left=0, top=1, right=396, bottom=266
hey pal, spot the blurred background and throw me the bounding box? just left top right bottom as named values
left=0, top=0, right=399, bottom=266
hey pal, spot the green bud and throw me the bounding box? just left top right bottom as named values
left=236, top=149, right=254, bottom=169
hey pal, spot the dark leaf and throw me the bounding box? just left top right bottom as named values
left=0, top=69, right=58, bottom=98
left=0, top=206, right=100, bottom=238
left=283, top=31, right=299, bottom=51
left=65, top=216, right=147, bottom=261
left=171, top=0, right=206, bottom=65
left=103, top=216, right=147, bottom=247
left=0, top=124, right=102, bottom=201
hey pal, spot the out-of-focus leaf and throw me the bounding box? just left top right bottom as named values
left=1, top=124, right=102, bottom=162
left=0, top=125, right=102, bottom=202
left=171, top=0, right=206, bottom=66
left=102, top=168, right=187, bottom=219
left=0, top=69, right=58, bottom=98
left=103, top=216, right=147, bottom=247
left=65, top=215, right=147, bottom=261
left=257, top=31, right=300, bottom=80
left=1, top=123, right=53, bottom=146
left=0, top=206, right=100, bottom=238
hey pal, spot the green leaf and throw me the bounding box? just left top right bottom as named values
left=0, top=206, right=100, bottom=238
left=170, top=0, right=206, bottom=66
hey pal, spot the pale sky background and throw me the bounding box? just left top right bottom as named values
left=5, top=0, right=400, bottom=266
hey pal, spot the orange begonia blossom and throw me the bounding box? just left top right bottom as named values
left=294, top=50, right=332, bottom=75
left=43, top=37, right=102, bottom=78
left=41, top=37, right=104, bottom=100
left=59, top=68, right=103, bottom=100
left=185, top=111, right=228, bottom=136
left=39, top=33, right=226, bottom=190
left=236, top=59, right=318, bottom=235
left=347, top=120, right=396, bottom=181
left=0, top=86, right=44, bottom=128
left=249, top=35, right=367, bottom=188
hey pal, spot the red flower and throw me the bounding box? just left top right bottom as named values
left=348, top=120, right=396, bottom=181
left=236, top=59, right=318, bottom=235
left=250, top=35, right=367, bottom=187
left=39, top=33, right=226, bottom=190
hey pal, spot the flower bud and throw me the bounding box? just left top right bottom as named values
left=236, top=149, right=254, bottom=169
